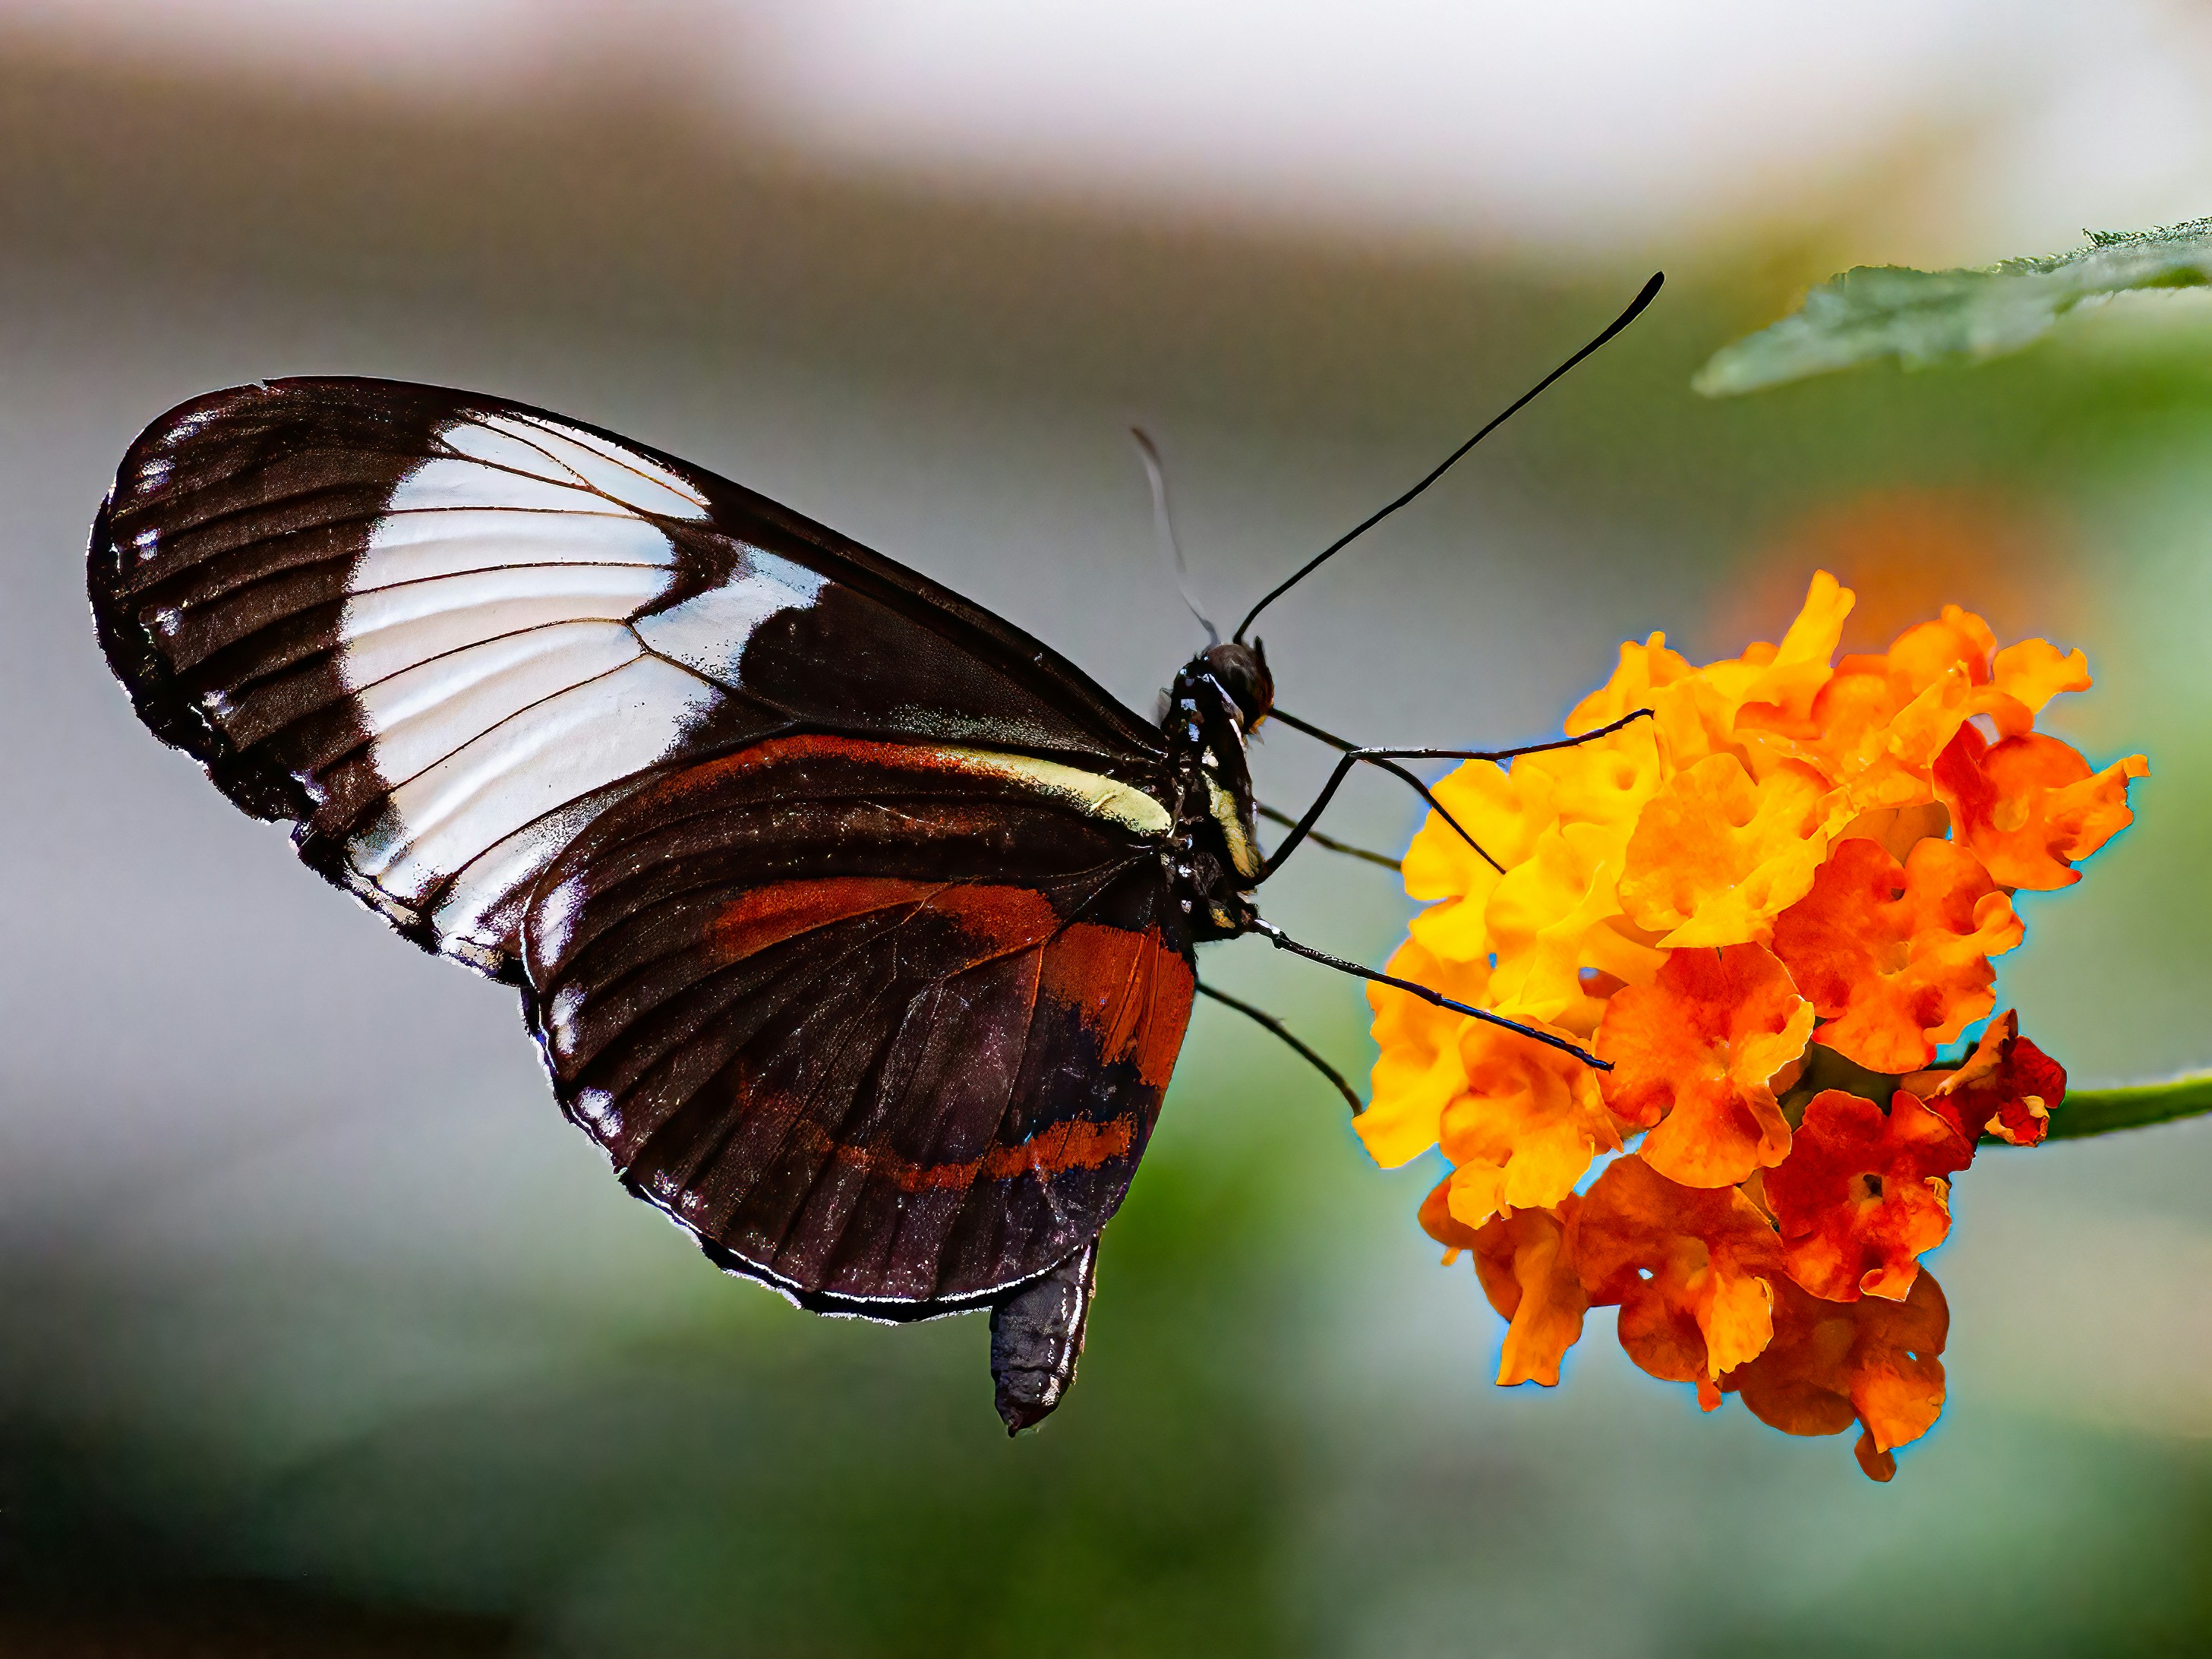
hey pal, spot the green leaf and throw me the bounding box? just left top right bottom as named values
left=2044, top=1072, right=2212, bottom=1140
left=1694, top=219, right=2212, bottom=397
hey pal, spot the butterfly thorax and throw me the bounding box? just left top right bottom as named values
left=1158, top=642, right=1272, bottom=944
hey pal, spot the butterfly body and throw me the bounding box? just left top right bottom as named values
left=88, top=377, right=1274, bottom=1428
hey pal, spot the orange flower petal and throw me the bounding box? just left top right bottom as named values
left=1747, top=610, right=2093, bottom=817
left=1907, top=1010, right=2065, bottom=1148
left=1879, top=667, right=1980, bottom=781
left=1418, top=1175, right=1483, bottom=1260
left=1834, top=800, right=1952, bottom=865
left=1763, top=1090, right=1972, bottom=1301
left=1780, top=664, right=1932, bottom=807
left=1734, top=570, right=1855, bottom=733
left=1470, top=1198, right=1589, bottom=1386
left=1577, top=1155, right=1784, bottom=1383
left=1436, top=1023, right=1623, bottom=1228
left=1933, top=725, right=2148, bottom=891
left=1991, top=637, right=2091, bottom=714
left=1771, top=836, right=2023, bottom=1071
left=1595, top=944, right=1810, bottom=1187
left=1619, top=755, right=1846, bottom=946
left=1646, top=673, right=1762, bottom=773
left=1885, top=607, right=1996, bottom=695
left=1724, top=1271, right=1949, bottom=1481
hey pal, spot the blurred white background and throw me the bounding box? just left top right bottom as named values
left=7, top=0, right=2212, bottom=259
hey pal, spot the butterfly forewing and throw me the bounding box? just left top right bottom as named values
left=524, top=737, right=1194, bottom=1309
left=91, top=377, right=1161, bottom=978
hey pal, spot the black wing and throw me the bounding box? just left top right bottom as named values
left=524, top=736, right=1195, bottom=1313
left=89, top=377, right=1162, bottom=978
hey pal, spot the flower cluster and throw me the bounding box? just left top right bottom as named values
left=1362, top=572, right=2145, bottom=1478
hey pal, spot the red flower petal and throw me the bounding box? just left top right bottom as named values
left=1908, top=1010, right=2065, bottom=1148
left=1933, top=725, right=2147, bottom=891
left=1724, top=1270, right=1949, bottom=1481
left=1763, top=1089, right=1972, bottom=1301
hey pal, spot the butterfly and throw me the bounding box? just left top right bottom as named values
left=85, top=280, right=1655, bottom=1433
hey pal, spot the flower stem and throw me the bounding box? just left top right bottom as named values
left=2046, top=1074, right=2212, bottom=1140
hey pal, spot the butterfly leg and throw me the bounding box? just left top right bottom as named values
left=1252, top=803, right=1400, bottom=871
left=989, top=1237, right=1101, bottom=1434
left=1257, top=706, right=1652, bottom=879
left=1197, top=980, right=1362, bottom=1112
left=1246, top=918, right=1608, bottom=1071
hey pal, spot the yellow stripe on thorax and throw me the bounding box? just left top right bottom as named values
left=1206, top=774, right=1262, bottom=878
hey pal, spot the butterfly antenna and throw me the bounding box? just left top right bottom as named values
left=1232, top=272, right=1664, bottom=644
left=1132, top=427, right=1220, bottom=646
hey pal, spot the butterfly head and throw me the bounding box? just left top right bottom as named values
left=1191, top=639, right=1273, bottom=733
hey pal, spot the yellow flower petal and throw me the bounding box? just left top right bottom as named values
left=1360, top=938, right=1488, bottom=1167
left=1737, top=569, right=1856, bottom=730
left=1485, top=821, right=1629, bottom=1025
left=1431, top=1023, right=1622, bottom=1225
left=1567, top=631, right=1694, bottom=734
left=1618, top=755, right=1848, bottom=947
left=1404, top=760, right=1549, bottom=902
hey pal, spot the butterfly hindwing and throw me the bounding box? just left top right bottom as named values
left=90, top=377, right=1160, bottom=978
left=524, top=736, right=1195, bottom=1310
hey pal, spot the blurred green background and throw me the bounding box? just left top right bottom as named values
left=2, top=5, right=2210, bottom=1654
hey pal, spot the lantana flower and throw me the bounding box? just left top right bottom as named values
left=1365, top=571, right=2146, bottom=1478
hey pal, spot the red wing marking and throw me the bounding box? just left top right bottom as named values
left=1137, top=945, right=1196, bottom=1089
left=705, top=876, right=1068, bottom=968
left=653, top=733, right=1033, bottom=794
left=660, top=732, right=935, bottom=798
left=705, top=876, right=942, bottom=964
left=1037, top=920, right=1146, bottom=1042
left=712, top=917, right=1188, bottom=1198
left=919, top=883, right=1063, bottom=954
left=1041, top=925, right=1194, bottom=1090
left=1035, top=922, right=1193, bottom=1088
left=527, top=733, right=1193, bottom=1304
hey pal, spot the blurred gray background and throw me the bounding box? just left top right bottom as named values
left=2, top=4, right=2210, bottom=1654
